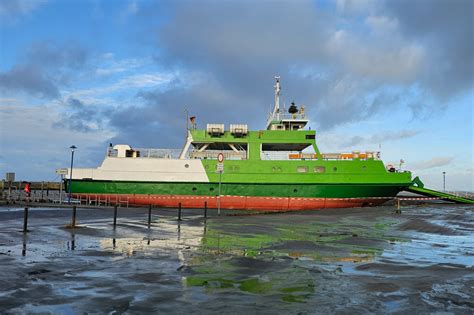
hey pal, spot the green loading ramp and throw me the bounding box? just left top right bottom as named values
left=405, top=177, right=474, bottom=204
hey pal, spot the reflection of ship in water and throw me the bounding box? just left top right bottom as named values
left=98, top=216, right=386, bottom=264
left=198, top=220, right=385, bottom=263
left=99, top=220, right=206, bottom=260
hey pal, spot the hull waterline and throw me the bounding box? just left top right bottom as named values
left=72, top=193, right=391, bottom=211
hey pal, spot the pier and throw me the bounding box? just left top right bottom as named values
left=0, top=181, right=62, bottom=204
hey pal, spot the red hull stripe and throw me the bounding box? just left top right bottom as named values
left=73, top=193, right=390, bottom=211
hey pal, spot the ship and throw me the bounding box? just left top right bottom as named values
left=61, top=77, right=473, bottom=211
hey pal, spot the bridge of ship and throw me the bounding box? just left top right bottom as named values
left=186, top=125, right=381, bottom=162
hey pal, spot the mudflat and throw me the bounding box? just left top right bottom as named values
left=0, top=204, right=472, bottom=313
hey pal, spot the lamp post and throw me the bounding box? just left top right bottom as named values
left=68, top=145, right=77, bottom=204
left=442, top=171, right=446, bottom=192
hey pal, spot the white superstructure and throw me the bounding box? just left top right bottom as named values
left=65, top=144, right=209, bottom=182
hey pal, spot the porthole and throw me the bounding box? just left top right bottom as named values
left=362, top=165, right=367, bottom=170
left=192, top=187, right=197, bottom=191
left=184, top=164, right=190, bottom=168
left=333, top=167, right=337, bottom=172
left=210, top=187, right=215, bottom=192
left=293, top=189, right=298, bottom=193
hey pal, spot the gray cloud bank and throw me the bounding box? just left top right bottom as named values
left=341, top=130, right=420, bottom=148
left=53, top=97, right=109, bottom=133
left=0, top=42, right=88, bottom=99
left=2, top=0, right=472, bottom=150
left=107, top=0, right=472, bottom=147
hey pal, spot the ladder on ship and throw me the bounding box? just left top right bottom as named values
left=404, top=177, right=474, bottom=204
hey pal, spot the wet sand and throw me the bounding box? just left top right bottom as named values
left=0, top=204, right=473, bottom=314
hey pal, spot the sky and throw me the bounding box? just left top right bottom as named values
left=0, top=0, right=473, bottom=191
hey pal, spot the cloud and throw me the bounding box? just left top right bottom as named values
left=336, top=0, right=378, bottom=15
left=67, top=72, right=175, bottom=104
left=319, top=129, right=420, bottom=150
left=410, top=156, right=454, bottom=170
left=122, top=0, right=139, bottom=17
left=3, top=0, right=472, bottom=172
left=0, top=64, right=59, bottom=98
left=107, top=0, right=413, bottom=145
left=109, top=74, right=243, bottom=147
left=0, top=100, right=113, bottom=180
left=346, top=129, right=420, bottom=147
left=385, top=0, right=474, bottom=101
left=110, top=0, right=471, bottom=149
left=26, top=41, right=88, bottom=69
left=53, top=97, right=108, bottom=133
left=0, top=0, right=45, bottom=20
left=0, top=41, right=88, bottom=99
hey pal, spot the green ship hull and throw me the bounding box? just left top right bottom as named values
left=68, top=180, right=407, bottom=198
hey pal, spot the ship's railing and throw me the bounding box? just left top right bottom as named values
left=78, top=194, right=129, bottom=207
left=189, top=150, right=247, bottom=160
left=268, top=112, right=307, bottom=121
left=261, top=151, right=381, bottom=160
left=261, top=151, right=301, bottom=160
left=445, top=191, right=474, bottom=199
left=320, top=152, right=380, bottom=160
left=132, top=148, right=181, bottom=159
left=278, top=113, right=307, bottom=120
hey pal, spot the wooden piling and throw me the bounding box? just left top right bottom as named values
left=204, top=201, right=207, bottom=219
left=71, top=205, right=77, bottom=227
left=23, top=207, right=29, bottom=233
left=148, top=204, right=152, bottom=227
left=71, top=234, right=75, bottom=251
left=113, top=205, right=118, bottom=229
left=22, top=239, right=27, bottom=256
left=178, top=202, right=182, bottom=221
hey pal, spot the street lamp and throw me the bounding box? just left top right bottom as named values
left=68, top=145, right=77, bottom=204
left=442, top=171, right=446, bottom=192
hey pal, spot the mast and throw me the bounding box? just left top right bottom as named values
left=266, top=76, right=281, bottom=129
left=266, top=76, right=309, bottom=131
left=273, top=76, right=281, bottom=121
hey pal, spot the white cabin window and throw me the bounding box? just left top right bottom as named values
left=297, top=166, right=308, bottom=173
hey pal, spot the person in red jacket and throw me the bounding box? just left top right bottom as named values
left=24, top=182, right=31, bottom=198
